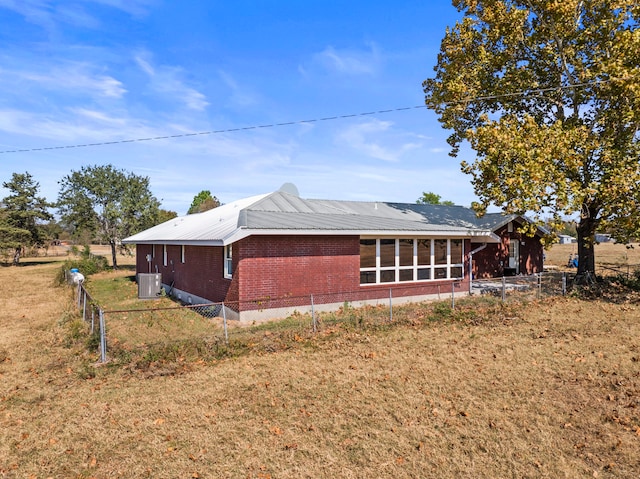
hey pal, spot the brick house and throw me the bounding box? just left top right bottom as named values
left=123, top=187, right=546, bottom=321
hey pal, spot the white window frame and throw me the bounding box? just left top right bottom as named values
left=163, top=244, right=167, bottom=267
left=224, top=244, right=233, bottom=279
left=181, top=245, right=185, bottom=264
left=359, top=238, right=464, bottom=285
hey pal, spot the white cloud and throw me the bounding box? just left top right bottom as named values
left=87, top=0, right=154, bottom=17
left=2, top=62, right=126, bottom=98
left=182, top=89, right=209, bottom=111
left=315, top=45, right=380, bottom=75
left=0, top=107, right=158, bottom=142
left=218, top=70, right=257, bottom=107
left=70, top=108, right=128, bottom=125
left=0, top=0, right=153, bottom=30
left=306, top=43, right=381, bottom=76
left=0, top=0, right=56, bottom=30
left=135, top=53, right=209, bottom=111
left=56, top=4, right=101, bottom=28
left=429, top=147, right=447, bottom=153
left=337, top=119, right=422, bottom=162
left=134, top=56, right=155, bottom=76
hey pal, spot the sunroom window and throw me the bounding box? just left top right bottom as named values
left=359, top=238, right=464, bottom=285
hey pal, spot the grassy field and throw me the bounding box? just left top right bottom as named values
left=544, top=242, right=640, bottom=272
left=1, top=245, right=639, bottom=478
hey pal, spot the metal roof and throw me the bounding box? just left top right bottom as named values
left=123, top=190, right=527, bottom=246
left=123, top=193, right=269, bottom=246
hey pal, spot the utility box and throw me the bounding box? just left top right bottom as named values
left=138, top=273, right=162, bottom=299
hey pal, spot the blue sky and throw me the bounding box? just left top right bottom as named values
left=0, top=0, right=474, bottom=215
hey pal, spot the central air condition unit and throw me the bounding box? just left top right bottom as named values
left=138, top=273, right=162, bottom=299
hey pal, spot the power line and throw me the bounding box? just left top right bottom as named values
left=0, top=106, right=428, bottom=154
left=0, top=79, right=618, bottom=154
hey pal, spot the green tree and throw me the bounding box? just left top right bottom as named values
left=57, top=164, right=161, bottom=269
left=416, top=192, right=456, bottom=205
left=187, top=190, right=221, bottom=214
left=157, top=208, right=178, bottom=224
left=1, top=172, right=52, bottom=264
left=424, top=0, right=640, bottom=276
left=0, top=215, right=31, bottom=265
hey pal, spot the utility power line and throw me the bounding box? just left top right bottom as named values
left=0, top=106, right=427, bottom=154
left=0, top=79, right=619, bottom=154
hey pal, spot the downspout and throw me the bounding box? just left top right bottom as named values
left=469, top=243, right=487, bottom=294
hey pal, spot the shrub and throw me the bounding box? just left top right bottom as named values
left=54, top=254, right=109, bottom=285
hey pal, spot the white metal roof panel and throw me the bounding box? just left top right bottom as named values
left=123, top=193, right=268, bottom=245
left=123, top=190, right=510, bottom=246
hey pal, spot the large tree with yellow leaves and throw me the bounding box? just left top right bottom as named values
left=424, top=0, right=639, bottom=276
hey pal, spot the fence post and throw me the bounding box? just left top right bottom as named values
left=389, top=288, right=393, bottom=322
left=82, top=291, right=87, bottom=322
left=77, top=283, right=82, bottom=308
left=311, top=295, right=316, bottom=332
left=501, top=276, right=506, bottom=302
left=537, top=273, right=542, bottom=299
left=90, top=308, right=95, bottom=334
left=99, top=309, right=107, bottom=363
left=562, top=272, right=567, bottom=296
left=222, top=302, right=229, bottom=346
left=451, top=282, right=455, bottom=310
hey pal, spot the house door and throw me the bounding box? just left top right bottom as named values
left=508, top=240, right=519, bottom=274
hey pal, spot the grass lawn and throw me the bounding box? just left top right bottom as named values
left=0, top=246, right=639, bottom=478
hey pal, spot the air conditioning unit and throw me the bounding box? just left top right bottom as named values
left=138, top=273, right=162, bottom=299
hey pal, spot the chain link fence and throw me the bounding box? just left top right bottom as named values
left=72, top=271, right=603, bottom=364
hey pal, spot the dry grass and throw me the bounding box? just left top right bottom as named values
left=1, top=248, right=639, bottom=478
left=544, top=242, right=640, bottom=273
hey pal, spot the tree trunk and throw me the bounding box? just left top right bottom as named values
left=12, top=246, right=21, bottom=265
left=576, top=216, right=597, bottom=275
left=110, top=240, right=118, bottom=270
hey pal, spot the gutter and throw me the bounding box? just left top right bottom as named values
left=468, top=243, right=488, bottom=294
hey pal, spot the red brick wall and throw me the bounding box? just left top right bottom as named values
left=136, top=236, right=475, bottom=309
left=135, top=244, right=231, bottom=302
left=234, top=235, right=471, bottom=309
left=135, top=244, right=153, bottom=274
left=235, top=235, right=361, bottom=301
left=473, top=225, right=544, bottom=278
left=520, top=235, right=544, bottom=275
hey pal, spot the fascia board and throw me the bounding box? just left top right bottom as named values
left=470, top=232, right=501, bottom=244
left=222, top=228, right=500, bottom=245
left=125, top=229, right=501, bottom=246
left=122, top=239, right=225, bottom=246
